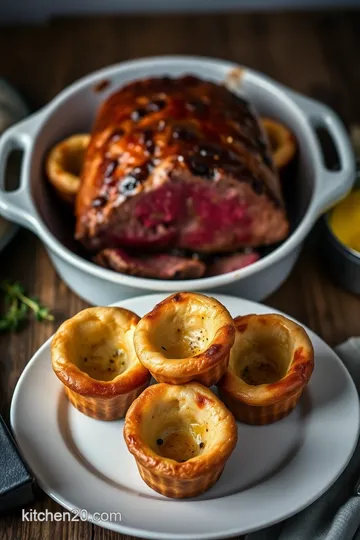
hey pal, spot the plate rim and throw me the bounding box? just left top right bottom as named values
left=10, top=293, right=360, bottom=540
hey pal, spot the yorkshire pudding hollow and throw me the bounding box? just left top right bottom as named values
left=124, top=382, right=237, bottom=498
left=46, top=134, right=90, bottom=204
left=133, top=292, right=235, bottom=386
left=217, top=314, right=314, bottom=425
left=262, top=118, right=297, bottom=170
left=51, top=307, right=150, bottom=420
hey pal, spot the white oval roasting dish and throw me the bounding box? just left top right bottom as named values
left=0, top=56, right=355, bottom=305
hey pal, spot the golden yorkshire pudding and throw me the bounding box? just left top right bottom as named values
left=51, top=307, right=150, bottom=420
left=124, top=382, right=237, bottom=498
left=45, top=134, right=90, bottom=204
left=133, top=292, right=235, bottom=386
left=217, top=314, right=314, bottom=425
left=262, top=118, right=297, bottom=170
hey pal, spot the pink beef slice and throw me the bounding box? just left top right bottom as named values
left=206, top=251, right=260, bottom=276
left=95, top=248, right=206, bottom=279
left=75, top=75, right=289, bottom=253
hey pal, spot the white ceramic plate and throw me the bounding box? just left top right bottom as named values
left=11, top=294, right=360, bottom=540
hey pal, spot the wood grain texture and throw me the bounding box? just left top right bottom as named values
left=0, top=9, right=360, bottom=540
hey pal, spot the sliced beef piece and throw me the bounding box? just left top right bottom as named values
left=76, top=75, right=289, bottom=253
left=95, top=248, right=206, bottom=279
left=207, top=251, right=260, bottom=276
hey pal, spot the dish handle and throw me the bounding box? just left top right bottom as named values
left=285, top=89, right=355, bottom=214
left=0, top=112, right=44, bottom=234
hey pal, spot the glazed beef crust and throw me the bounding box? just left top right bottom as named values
left=75, top=75, right=289, bottom=261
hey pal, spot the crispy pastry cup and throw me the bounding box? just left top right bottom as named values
left=217, top=314, right=314, bottom=425
left=46, top=134, right=90, bottom=204
left=262, top=118, right=297, bottom=170
left=124, top=382, right=237, bottom=498
left=51, top=307, right=150, bottom=420
left=133, top=292, right=235, bottom=386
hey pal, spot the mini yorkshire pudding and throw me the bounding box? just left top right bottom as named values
left=133, top=292, right=235, bottom=386
left=124, top=382, right=237, bottom=498
left=217, top=314, right=314, bottom=425
left=51, top=307, right=150, bottom=420
left=46, top=133, right=90, bottom=204
left=261, top=118, right=297, bottom=170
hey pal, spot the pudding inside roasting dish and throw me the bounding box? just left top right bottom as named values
left=51, top=307, right=150, bottom=420
left=45, top=75, right=296, bottom=280
left=133, top=292, right=235, bottom=386
left=217, top=314, right=314, bottom=425
left=123, top=382, right=238, bottom=498
left=46, top=134, right=90, bottom=204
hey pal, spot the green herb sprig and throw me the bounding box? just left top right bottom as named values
left=0, top=280, right=54, bottom=332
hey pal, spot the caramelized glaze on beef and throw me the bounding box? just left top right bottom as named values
left=75, top=75, right=289, bottom=254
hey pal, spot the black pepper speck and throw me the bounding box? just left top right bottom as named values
left=147, top=98, right=166, bottom=112
left=119, top=177, right=140, bottom=195
left=131, top=108, right=148, bottom=122
left=92, top=196, right=107, bottom=208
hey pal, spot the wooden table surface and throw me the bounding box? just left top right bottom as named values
left=1, top=9, right=360, bottom=540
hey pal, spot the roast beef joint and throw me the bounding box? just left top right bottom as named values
left=71, top=75, right=290, bottom=279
